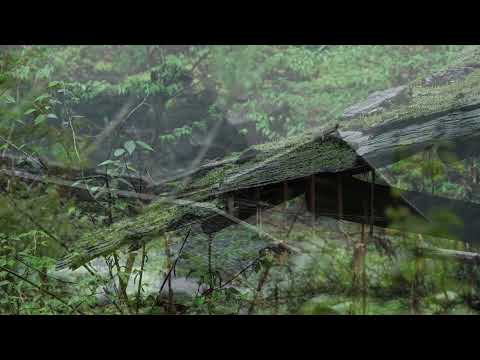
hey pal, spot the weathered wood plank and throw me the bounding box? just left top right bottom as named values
left=339, top=103, right=480, bottom=168
left=311, top=174, right=480, bottom=244
left=416, top=246, right=480, bottom=265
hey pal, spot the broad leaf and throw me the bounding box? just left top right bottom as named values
left=48, top=81, right=61, bottom=88
left=114, top=148, right=126, bottom=157
left=124, top=140, right=136, bottom=155
left=4, top=94, right=16, bottom=104
left=136, top=140, right=154, bottom=152
left=34, top=114, right=46, bottom=125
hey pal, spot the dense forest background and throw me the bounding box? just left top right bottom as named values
left=1, top=45, right=479, bottom=315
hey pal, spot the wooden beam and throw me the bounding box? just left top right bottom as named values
left=339, top=103, right=480, bottom=168
left=415, top=246, right=480, bottom=265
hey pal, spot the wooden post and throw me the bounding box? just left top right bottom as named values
left=256, top=187, right=262, bottom=230
left=227, top=195, right=235, bottom=216
left=362, top=200, right=368, bottom=315
left=362, top=227, right=367, bottom=314
left=337, top=174, right=343, bottom=220
left=207, top=233, right=214, bottom=289
left=283, top=182, right=289, bottom=231
left=370, top=169, right=375, bottom=238
left=310, top=174, right=316, bottom=226
left=352, top=200, right=368, bottom=315
left=283, top=182, right=289, bottom=209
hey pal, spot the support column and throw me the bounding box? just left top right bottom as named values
left=283, top=182, right=289, bottom=209
left=227, top=195, right=235, bottom=216
left=310, top=174, right=316, bottom=226
left=207, top=233, right=214, bottom=288
left=337, top=174, right=343, bottom=220
left=352, top=200, right=368, bottom=315
left=255, top=187, right=262, bottom=230
left=370, top=169, right=375, bottom=238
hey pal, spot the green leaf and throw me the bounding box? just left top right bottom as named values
left=24, top=108, right=36, bottom=115
left=126, top=164, right=137, bottom=172
left=47, top=113, right=58, bottom=119
left=124, top=140, right=136, bottom=155
left=34, top=94, right=49, bottom=103
left=114, top=148, right=126, bottom=157
left=135, top=140, right=154, bottom=152
left=48, top=81, right=61, bottom=88
left=97, top=159, right=116, bottom=167
left=34, top=114, right=46, bottom=125
left=89, top=186, right=100, bottom=193
left=93, top=187, right=108, bottom=199
left=116, top=178, right=134, bottom=189
left=4, top=94, right=16, bottom=104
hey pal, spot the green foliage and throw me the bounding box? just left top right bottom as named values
left=211, top=45, right=468, bottom=139
left=1, top=45, right=480, bottom=315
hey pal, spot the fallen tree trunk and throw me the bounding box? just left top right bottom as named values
left=0, top=153, right=154, bottom=192
left=415, top=246, right=480, bottom=265
left=0, top=168, right=157, bottom=203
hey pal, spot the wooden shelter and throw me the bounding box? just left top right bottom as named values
left=12, top=47, right=480, bottom=270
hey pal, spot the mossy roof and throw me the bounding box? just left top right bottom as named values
left=58, top=47, right=480, bottom=270
left=175, top=130, right=359, bottom=201
left=57, top=198, right=226, bottom=269
left=58, top=132, right=359, bottom=269
left=341, top=47, right=480, bottom=133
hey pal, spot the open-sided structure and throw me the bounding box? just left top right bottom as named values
left=21, top=47, right=480, bottom=270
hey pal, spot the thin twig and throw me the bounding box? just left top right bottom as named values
left=14, top=255, right=75, bottom=284
left=0, top=134, right=47, bottom=170
left=158, top=227, right=192, bottom=296
left=0, top=184, right=68, bottom=249
left=83, top=96, right=137, bottom=157
left=104, top=256, right=124, bottom=314
left=0, top=265, right=85, bottom=314
left=113, top=252, right=129, bottom=308
left=213, top=256, right=262, bottom=291
left=135, top=243, right=147, bottom=314
left=248, top=263, right=271, bottom=315
left=68, top=113, right=81, bottom=163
